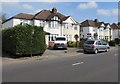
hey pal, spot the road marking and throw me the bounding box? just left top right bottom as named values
left=72, top=62, right=84, bottom=66
left=114, top=54, right=118, bottom=56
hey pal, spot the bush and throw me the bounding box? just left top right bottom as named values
left=115, top=38, right=120, bottom=44
left=2, top=24, right=46, bottom=56
left=101, top=39, right=109, bottom=43
left=67, top=41, right=80, bottom=47
left=109, top=40, right=115, bottom=46
left=67, top=41, right=76, bottom=47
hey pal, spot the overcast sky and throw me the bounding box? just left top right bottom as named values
left=1, top=1, right=119, bottom=24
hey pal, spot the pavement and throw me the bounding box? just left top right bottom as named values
left=2, top=47, right=84, bottom=65
left=1, top=46, right=118, bottom=65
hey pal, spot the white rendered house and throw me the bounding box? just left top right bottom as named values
left=110, top=23, right=120, bottom=40
left=2, top=8, right=80, bottom=46
left=80, top=19, right=112, bottom=41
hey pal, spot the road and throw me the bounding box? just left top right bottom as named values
left=2, top=47, right=118, bottom=82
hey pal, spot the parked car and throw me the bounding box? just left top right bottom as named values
left=48, top=36, right=67, bottom=50
left=83, top=39, right=110, bottom=54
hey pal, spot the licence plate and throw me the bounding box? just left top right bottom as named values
left=58, top=47, right=63, bottom=48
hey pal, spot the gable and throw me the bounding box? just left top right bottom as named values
left=63, top=16, right=77, bottom=24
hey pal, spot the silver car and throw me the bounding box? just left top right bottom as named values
left=83, top=39, right=110, bottom=54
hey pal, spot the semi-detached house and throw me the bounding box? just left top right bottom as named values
left=80, top=19, right=112, bottom=41
left=110, top=23, right=120, bottom=40
left=2, top=8, right=80, bottom=46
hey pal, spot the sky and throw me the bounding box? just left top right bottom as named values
left=1, top=1, right=120, bottom=24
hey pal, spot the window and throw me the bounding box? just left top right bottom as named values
left=93, top=28, right=95, bottom=31
left=85, top=40, right=95, bottom=44
left=74, top=26, right=77, bottom=30
left=64, top=23, right=69, bottom=29
left=48, top=21, right=59, bottom=28
left=80, top=27, right=83, bottom=32
left=48, top=22, right=51, bottom=27
left=20, top=19, right=28, bottom=24
left=56, top=37, right=66, bottom=41
left=96, top=41, right=101, bottom=45
left=40, top=21, right=43, bottom=27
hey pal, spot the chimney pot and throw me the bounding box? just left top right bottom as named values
left=52, top=8, right=57, bottom=14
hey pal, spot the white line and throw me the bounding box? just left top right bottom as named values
left=72, top=62, right=84, bottom=66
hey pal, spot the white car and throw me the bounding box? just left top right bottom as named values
left=53, top=36, right=67, bottom=50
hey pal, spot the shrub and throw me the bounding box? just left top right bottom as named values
left=2, top=24, right=46, bottom=56
left=67, top=41, right=76, bottom=47
left=101, top=39, right=109, bottom=43
left=67, top=41, right=80, bottom=47
left=115, top=38, right=120, bottom=44
left=109, top=40, right=115, bottom=46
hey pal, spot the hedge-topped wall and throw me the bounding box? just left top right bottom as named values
left=2, top=24, right=46, bottom=56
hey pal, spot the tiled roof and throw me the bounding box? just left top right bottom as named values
left=80, top=20, right=96, bottom=27
left=110, top=23, right=120, bottom=29
left=80, top=19, right=106, bottom=28
left=13, top=13, right=34, bottom=20
left=33, top=9, right=68, bottom=21
left=3, top=8, right=70, bottom=23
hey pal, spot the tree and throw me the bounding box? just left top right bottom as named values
left=0, top=13, right=7, bottom=22
left=74, top=34, right=79, bottom=47
left=93, top=33, right=98, bottom=39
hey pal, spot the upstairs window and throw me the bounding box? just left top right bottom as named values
left=80, top=27, right=83, bottom=32
left=74, top=26, right=77, bottom=30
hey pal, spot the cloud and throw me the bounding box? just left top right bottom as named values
left=22, top=4, right=33, bottom=9
left=97, top=9, right=118, bottom=16
left=78, top=1, right=98, bottom=9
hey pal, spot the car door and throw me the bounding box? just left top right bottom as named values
left=97, top=41, right=103, bottom=51
left=101, top=40, right=107, bottom=51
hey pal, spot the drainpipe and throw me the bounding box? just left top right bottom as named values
left=60, top=21, right=63, bottom=36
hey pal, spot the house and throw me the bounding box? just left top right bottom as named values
left=2, top=8, right=80, bottom=46
left=110, top=23, right=120, bottom=40
left=80, top=19, right=112, bottom=41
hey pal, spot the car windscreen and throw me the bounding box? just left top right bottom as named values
left=85, top=40, right=95, bottom=44
left=56, top=38, right=66, bottom=41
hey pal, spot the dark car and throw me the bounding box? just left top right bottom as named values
left=83, top=39, right=110, bottom=54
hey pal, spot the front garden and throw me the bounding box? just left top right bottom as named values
left=2, top=24, right=46, bottom=58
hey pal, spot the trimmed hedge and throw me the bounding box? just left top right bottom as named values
left=2, top=24, right=46, bottom=56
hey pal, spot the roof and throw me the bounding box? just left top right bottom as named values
left=2, top=13, right=34, bottom=23
left=80, top=20, right=96, bottom=27
left=2, top=8, right=70, bottom=23
left=80, top=19, right=106, bottom=28
left=33, top=9, right=68, bottom=21
left=110, top=23, right=120, bottom=29
left=13, top=13, right=34, bottom=20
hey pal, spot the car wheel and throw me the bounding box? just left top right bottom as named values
left=84, top=50, right=87, bottom=54
left=64, top=48, right=67, bottom=50
left=105, top=48, right=109, bottom=52
left=94, top=49, right=98, bottom=54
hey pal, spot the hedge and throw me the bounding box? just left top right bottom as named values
left=2, top=24, right=46, bottom=56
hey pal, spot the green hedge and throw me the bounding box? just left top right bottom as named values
left=2, top=24, right=46, bottom=56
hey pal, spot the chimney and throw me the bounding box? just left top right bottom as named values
left=94, top=19, right=98, bottom=22
left=52, top=8, right=57, bottom=14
